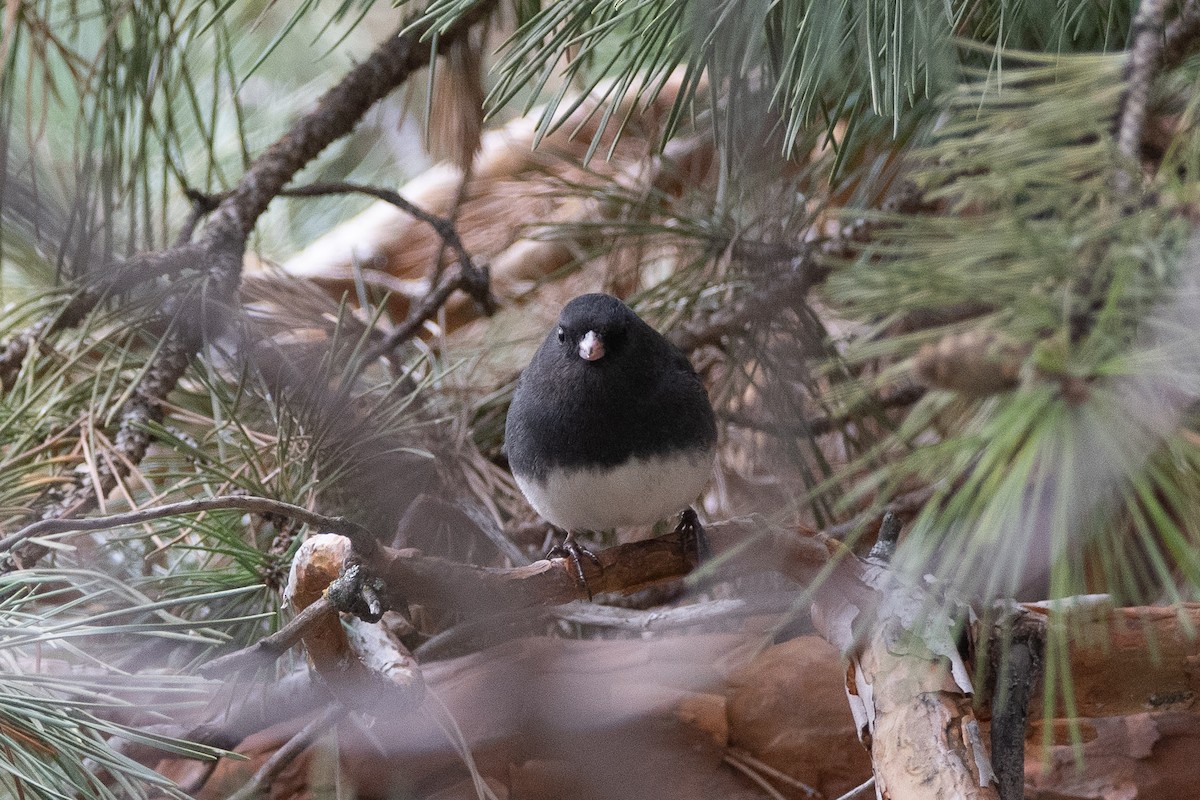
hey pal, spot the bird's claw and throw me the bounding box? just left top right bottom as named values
left=547, top=533, right=602, bottom=599
left=674, top=507, right=709, bottom=565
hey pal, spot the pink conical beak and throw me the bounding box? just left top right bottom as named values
left=578, top=330, right=604, bottom=361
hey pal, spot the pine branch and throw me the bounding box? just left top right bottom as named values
left=274, top=179, right=498, bottom=363
left=289, top=517, right=830, bottom=619
left=1, top=1, right=499, bottom=572
left=198, top=1, right=497, bottom=252
left=0, top=247, right=205, bottom=391
left=1115, top=0, right=1170, bottom=197
left=670, top=182, right=928, bottom=353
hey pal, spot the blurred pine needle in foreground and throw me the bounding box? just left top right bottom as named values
left=2, top=1, right=1200, bottom=798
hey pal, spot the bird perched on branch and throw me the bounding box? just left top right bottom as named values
left=505, top=293, right=717, bottom=590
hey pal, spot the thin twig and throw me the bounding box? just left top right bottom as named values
left=277, top=179, right=498, bottom=365
left=359, top=262, right=487, bottom=365
left=831, top=777, right=875, bottom=800
left=1115, top=0, right=1169, bottom=197
left=226, top=704, right=347, bottom=800
left=199, top=596, right=335, bottom=677
left=725, top=747, right=822, bottom=798
left=0, top=494, right=379, bottom=559
left=723, top=751, right=791, bottom=800
left=186, top=178, right=497, bottom=336
left=430, top=162, right=475, bottom=285
left=280, top=181, right=482, bottom=289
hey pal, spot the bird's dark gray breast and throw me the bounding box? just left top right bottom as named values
left=505, top=341, right=716, bottom=483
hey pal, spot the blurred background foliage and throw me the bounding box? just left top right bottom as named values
left=3, top=0, right=1200, bottom=795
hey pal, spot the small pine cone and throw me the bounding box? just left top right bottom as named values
left=913, top=329, right=1028, bottom=397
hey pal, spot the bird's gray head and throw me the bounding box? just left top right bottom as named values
left=552, top=293, right=636, bottom=363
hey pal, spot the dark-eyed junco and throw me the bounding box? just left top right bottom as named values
left=505, top=293, right=717, bottom=587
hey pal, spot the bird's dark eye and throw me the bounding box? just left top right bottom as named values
left=556, top=327, right=566, bottom=343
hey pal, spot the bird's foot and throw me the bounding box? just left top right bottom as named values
left=673, top=507, right=709, bottom=565
left=547, top=532, right=603, bottom=599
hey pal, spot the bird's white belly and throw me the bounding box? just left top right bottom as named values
left=515, top=449, right=713, bottom=532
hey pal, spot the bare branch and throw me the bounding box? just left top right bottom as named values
left=276, top=180, right=498, bottom=364
left=281, top=181, right=483, bottom=290
left=362, top=517, right=835, bottom=615
left=725, top=747, right=821, bottom=799
left=199, top=597, right=335, bottom=677
left=429, top=161, right=476, bottom=285
left=360, top=260, right=491, bottom=364
left=1115, top=0, right=1170, bottom=196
